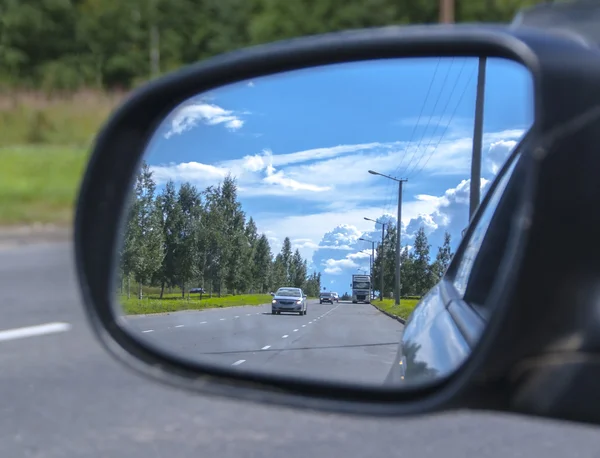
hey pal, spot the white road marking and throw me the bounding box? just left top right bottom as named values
left=142, top=330, right=154, bottom=333
left=220, top=318, right=226, bottom=321
left=247, top=314, right=251, bottom=316
left=282, top=335, right=289, bottom=338
left=200, top=321, right=207, bottom=324
left=175, top=325, right=184, bottom=328
left=302, top=325, right=306, bottom=327
left=232, top=360, right=246, bottom=366
left=0, top=322, right=72, bottom=343
left=261, top=345, right=271, bottom=350
left=235, top=316, right=240, bottom=319
left=293, top=329, right=298, bottom=332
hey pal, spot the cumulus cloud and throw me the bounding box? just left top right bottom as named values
left=164, top=102, right=246, bottom=138
left=486, top=139, right=518, bottom=174
left=322, top=257, right=359, bottom=274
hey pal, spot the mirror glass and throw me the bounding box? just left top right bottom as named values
left=115, top=56, right=533, bottom=388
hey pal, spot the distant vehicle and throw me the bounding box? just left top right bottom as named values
left=319, top=292, right=334, bottom=304
left=331, top=292, right=339, bottom=302
left=271, top=287, right=307, bottom=315
left=351, top=274, right=371, bottom=303
left=189, top=287, right=205, bottom=294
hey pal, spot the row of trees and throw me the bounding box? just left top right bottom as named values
left=372, top=225, right=453, bottom=298
left=1, top=0, right=539, bottom=91
left=119, top=162, right=321, bottom=299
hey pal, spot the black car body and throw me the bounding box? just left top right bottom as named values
left=319, top=292, right=334, bottom=304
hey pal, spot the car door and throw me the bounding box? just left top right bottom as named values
left=385, top=144, right=526, bottom=386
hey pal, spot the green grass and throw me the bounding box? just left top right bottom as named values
left=371, top=298, right=421, bottom=320
left=0, top=145, right=89, bottom=225
left=119, top=292, right=274, bottom=315
left=0, top=90, right=123, bottom=226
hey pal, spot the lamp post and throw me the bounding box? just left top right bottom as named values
left=365, top=217, right=387, bottom=301
left=367, top=170, right=407, bottom=306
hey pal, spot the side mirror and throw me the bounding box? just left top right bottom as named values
left=73, top=22, right=600, bottom=425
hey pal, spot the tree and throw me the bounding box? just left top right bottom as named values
left=271, top=254, right=287, bottom=290
left=156, top=180, right=182, bottom=298
left=431, top=231, right=453, bottom=281
left=253, top=234, right=272, bottom=293
left=130, top=162, right=165, bottom=299
left=400, top=246, right=416, bottom=297
left=290, top=249, right=306, bottom=288
left=280, top=237, right=293, bottom=283
left=117, top=166, right=315, bottom=303
left=174, top=182, right=202, bottom=297
left=412, top=226, right=434, bottom=295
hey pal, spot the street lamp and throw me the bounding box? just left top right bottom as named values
left=364, top=217, right=387, bottom=301
left=368, top=170, right=407, bottom=306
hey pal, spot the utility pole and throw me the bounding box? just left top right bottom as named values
left=470, top=57, right=486, bottom=220
left=394, top=179, right=407, bottom=305
left=437, top=0, right=485, bottom=220
left=368, top=171, right=407, bottom=305
left=439, top=0, right=455, bottom=24
left=380, top=224, right=385, bottom=300
left=364, top=218, right=387, bottom=301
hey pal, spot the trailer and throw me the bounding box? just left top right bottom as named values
left=351, top=274, right=371, bottom=304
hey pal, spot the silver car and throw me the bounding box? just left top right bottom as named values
left=271, top=287, right=307, bottom=315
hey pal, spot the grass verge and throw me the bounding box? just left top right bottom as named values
left=120, top=293, right=274, bottom=315
left=371, top=298, right=420, bottom=321
left=0, top=145, right=89, bottom=225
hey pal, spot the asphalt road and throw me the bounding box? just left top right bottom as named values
left=125, top=300, right=403, bottom=386
left=1, top=242, right=600, bottom=458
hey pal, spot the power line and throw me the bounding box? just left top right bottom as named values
left=381, top=58, right=442, bottom=217
left=398, top=58, right=455, bottom=178
left=405, top=58, right=469, bottom=178
left=407, top=65, right=477, bottom=180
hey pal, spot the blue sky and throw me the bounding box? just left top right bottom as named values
left=144, top=56, right=534, bottom=295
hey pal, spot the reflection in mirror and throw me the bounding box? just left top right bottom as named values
left=115, top=56, right=533, bottom=388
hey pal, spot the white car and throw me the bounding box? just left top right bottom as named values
left=331, top=292, right=339, bottom=303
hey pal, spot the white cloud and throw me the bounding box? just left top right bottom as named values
left=487, top=139, right=517, bottom=174
left=151, top=128, right=525, bottom=207
left=263, top=164, right=331, bottom=192
left=323, top=257, right=359, bottom=275
left=164, top=102, right=246, bottom=138
left=149, top=161, right=228, bottom=185
left=247, top=81, right=255, bottom=87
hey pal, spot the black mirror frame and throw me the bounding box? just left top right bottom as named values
left=74, top=23, right=600, bottom=418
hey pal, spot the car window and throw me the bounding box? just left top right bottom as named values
left=452, top=152, right=520, bottom=297
left=277, top=288, right=301, bottom=297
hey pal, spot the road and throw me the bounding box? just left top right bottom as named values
left=125, top=300, right=402, bottom=386
left=1, top=242, right=600, bottom=457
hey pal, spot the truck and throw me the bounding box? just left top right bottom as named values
left=351, top=274, right=371, bottom=304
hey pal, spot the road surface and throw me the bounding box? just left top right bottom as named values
left=125, top=300, right=402, bottom=386
left=1, top=242, right=600, bottom=458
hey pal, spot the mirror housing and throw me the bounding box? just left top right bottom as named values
left=75, top=23, right=600, bottom=421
